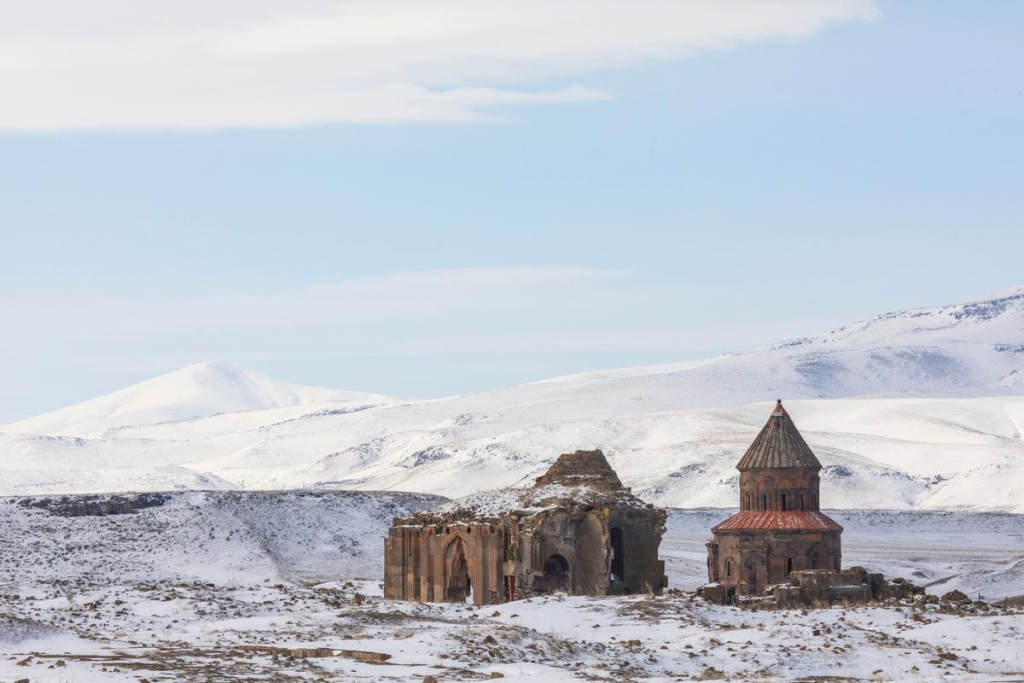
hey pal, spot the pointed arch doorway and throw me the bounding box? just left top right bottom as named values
left=444, top=536, right=472, bottom=602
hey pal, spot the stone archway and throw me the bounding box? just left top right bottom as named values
left=444, top=536, right=472, bottom=602
left=540, top=554, right=570, bottom=593
left=756, top=477, right=776, bottom=511
left=808, top=543, right=828, bottom=570
left=778, top=479, right=794, bottom=511
left=742, top=555, right=765, bottom=594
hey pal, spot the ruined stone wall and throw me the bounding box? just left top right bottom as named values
left=519, top=510, right=608, bottom=596
left=533, top=450, right=625, bottom=493
left=384, top=523, right=508, bottom=606
left=608, top=506, right=667, bottom=595
left=385, top=502, right=668, bottom=604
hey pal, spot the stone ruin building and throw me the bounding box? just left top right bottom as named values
left=706, top=400, right=843, bottom=598
left=384, top=449, right=667, bottom=606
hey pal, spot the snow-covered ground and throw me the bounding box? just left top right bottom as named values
left=0, top=490, right=442, bottom=586
left=1, top=491, right=1022, bottom=682
left=3, top=287, right=1024, bottom=513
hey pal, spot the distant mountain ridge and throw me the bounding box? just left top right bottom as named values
left=1, top=285, right=1022, bottom=512
left=2, top=362, right=394, bottom=438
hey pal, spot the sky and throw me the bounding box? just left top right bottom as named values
left=1, top=0, right=1023, bottom=421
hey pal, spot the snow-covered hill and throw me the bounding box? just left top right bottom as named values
left=0, top=490, right=442, bottom=585
left=2, top=361, right=394, bottom=438
left=1, top=286, right=1023, bottom=511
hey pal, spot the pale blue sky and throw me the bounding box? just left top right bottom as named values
left=1, top=1, right=1022, bottom=420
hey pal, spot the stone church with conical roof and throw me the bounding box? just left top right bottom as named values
left=706, top=401, right=843, bottom=596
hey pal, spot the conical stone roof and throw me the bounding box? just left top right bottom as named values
left=736, top=400, right=821, bottom=470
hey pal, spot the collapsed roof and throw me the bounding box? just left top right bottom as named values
left=393, top=450, right=652, bottom=526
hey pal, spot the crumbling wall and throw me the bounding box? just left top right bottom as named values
left=384, top=449, right=668, bottom=605
left=384, top=523, right=508, bottom=605
left=608, top=506, right=667, bottom=595
left=533, top=450, right=626, bottom=493
left=703, top=566, right=920, bottom=608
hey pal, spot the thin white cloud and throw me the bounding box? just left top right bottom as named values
left=0, top=0, right=878, bottom=131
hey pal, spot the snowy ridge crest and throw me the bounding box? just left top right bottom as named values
left=1, top=285, right=1023, bottom=513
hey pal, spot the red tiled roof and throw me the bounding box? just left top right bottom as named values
left=711, top=511, right=843, bottom=533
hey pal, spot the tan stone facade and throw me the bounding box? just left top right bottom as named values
left=384, top=450, right=667, bottom=605
left=384, top=522, right=510, bottom=604
left=707, top=401, right=843, bottom=597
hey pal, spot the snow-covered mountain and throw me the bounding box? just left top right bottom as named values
left=2, top=286, right=1023, bottom=511
left=2, top=361, right=395, bottom=438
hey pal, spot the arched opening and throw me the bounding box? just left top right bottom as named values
left=756, top=478, right=775, bottom=511
left=725, top=559, right=732, bottom=578
left=808, top=544, right=828, bottom=570
left=745, top=560, right=759, bottom=592
left=444, top=537, right=472, bottom=603
left=541, top=554, right=570, bottom=593
left=786, top=557, right=794, bottom=575
left=610, top=527, right=625, bottom=584
left=781, top=493, right=788, bottom=511
left=799, top=493, right=805, bottom=511
left=744, top=492, right=751, bottom=511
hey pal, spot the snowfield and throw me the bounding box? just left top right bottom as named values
left=0, top=490, right=442, bottom=586
left=0, top=491, right=1022, bottom=682
left=2, top=286, right=1024, bottom=512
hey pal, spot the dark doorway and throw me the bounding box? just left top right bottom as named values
left=787, top=557, right=794, bottom=575
left=540, top=554, right=570, bottom=593
left=610, top=527, right=625, bottom=583
left=445, top=538, right=471, bottom=602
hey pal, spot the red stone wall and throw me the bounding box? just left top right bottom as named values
left=739, top=467, right=820, bottom=512
left=708, top=529, right=841, bottom=595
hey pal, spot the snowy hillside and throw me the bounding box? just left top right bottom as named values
left=1, top=361, right=394, bottom=438
left=2, top=494, right=1022, bottom=682
left=1, top=286, right=1023, bottom=511
left=0, top=490, right=442, bottom=585
left=1, top=492, right=1019, bottom=597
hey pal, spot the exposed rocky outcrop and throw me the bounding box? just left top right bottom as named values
left=15, top=492, right=170, bottom=517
